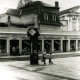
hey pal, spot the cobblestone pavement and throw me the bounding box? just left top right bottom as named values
left=1, top=56, right=80, bottom=80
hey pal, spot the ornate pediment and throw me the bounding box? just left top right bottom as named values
left=70, top=6, right=80, bottom=13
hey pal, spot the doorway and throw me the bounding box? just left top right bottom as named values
left=10, top=40, right=19, bottom=56
left=63, top=40, right=67, bottom=52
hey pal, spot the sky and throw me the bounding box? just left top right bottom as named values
left=0, top=0, right=80, bottom=14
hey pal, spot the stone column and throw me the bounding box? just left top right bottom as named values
left=7, top=39, right=10, bottom=55
left=42, top=39, right=44, bottom=51
left=61, top=40, right=63, bottom=52
left=35, top=14, right=38, bottom=28
left=76, top=40, right=78, bottom=51
left=67, top=40, right=70, bottom=51
left=19, top=40, right=22, bottom=55
left=51, top=39, right=54, bottom=51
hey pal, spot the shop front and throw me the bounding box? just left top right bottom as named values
left=0, top=34, right=79, bottom=56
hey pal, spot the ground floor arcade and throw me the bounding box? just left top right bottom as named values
left=0, top=34, right=80, bottom=56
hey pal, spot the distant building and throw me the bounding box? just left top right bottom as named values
left=0, top=0, right=65, bottom=56
left=59, top=5, right=80, bottom=52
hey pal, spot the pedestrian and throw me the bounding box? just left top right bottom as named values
left=12, top=46, right=16, bottom=56
left=49, top=52, right=53, bottom=65
left=42, top=49, right=46, bottom=65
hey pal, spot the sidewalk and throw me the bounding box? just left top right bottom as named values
left=8, top=56, right=80, bottom=80
left=0, top=51, right=80, bottom=60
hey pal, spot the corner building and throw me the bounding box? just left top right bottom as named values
left=0, top=1, right=74, bottom=56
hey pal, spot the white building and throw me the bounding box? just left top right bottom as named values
left=59, top=5, right=80, bottom=51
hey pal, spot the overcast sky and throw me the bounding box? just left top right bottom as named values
left=0, top=0, right=80, bottom=14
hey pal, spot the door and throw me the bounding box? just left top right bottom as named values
left=10, top=40, right=19, bottom=56
left=63, top=40, right=67, bottom=52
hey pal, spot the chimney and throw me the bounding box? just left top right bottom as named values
left=55, top=1, right=59, bottom=7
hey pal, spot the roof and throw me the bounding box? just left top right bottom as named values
left=6, top=1, right=55, bottom=16
left=18, top=1, right=53, bottom=9
left=6, top=9, right=20, bottom=16
left=31, top=1, right=53, bottom=7
left=59, top=5, right=80, bottom=15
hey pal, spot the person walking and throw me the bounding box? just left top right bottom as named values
left=42, top=49, right=46, bottom=65
left=49, top=52, right=53, bottom=65
left=12, top=46, right=16, bottom=56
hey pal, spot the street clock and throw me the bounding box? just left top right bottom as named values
left=27, top=28, right=39, bottom=41
left=28, top=28, right=36, bottom=36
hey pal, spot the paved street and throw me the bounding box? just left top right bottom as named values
left=0, top=56, right=80, bottom=80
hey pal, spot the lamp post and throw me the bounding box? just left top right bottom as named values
left=27, top=28, right=39, bottom=65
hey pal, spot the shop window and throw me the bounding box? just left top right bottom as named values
left=44, top=40, right=51, bottom=53
left=54, top=40, right=60, bottom=51
left=70, top=40, right=76, bottom=51
left=22, top=40, right=31, bottom=55
left=0, top=40, right=7, bottom=53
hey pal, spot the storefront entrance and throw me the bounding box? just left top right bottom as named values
left=63, top=40, right=68, bottom=52
left=10, top=40, right=19, bottom=56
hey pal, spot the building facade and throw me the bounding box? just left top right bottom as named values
left=0, top=1, right=80, bottom=56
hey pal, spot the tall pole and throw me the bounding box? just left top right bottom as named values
left=27, top=28, right=39, bottom=65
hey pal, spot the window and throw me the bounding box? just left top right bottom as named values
left=72, top=22, right=76, bottom=31
left=72, top=16, right=77, bottom=20
left=53, top=15, right=56, bottom=22
left=61, top=25, right=67, bottom=31
left=44, top=13, right=48, bottom=21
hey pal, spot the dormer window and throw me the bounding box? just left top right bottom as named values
left=54, top=16, right=56, bottom=22
left=62, top=16, right=65, bottom=20
left=72, top=16, right=77, bottom=20
left=52, top=15, right=56, bottom=22
left=38, top=12, right=61, bottom=25
left=44, top=13, right=48, bottom=21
